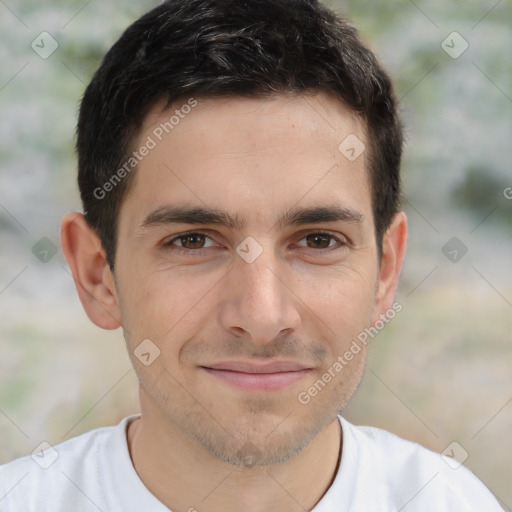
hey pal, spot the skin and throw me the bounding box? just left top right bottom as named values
left=61, top=92, right=407, bottom=512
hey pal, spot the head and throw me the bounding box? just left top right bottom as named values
left=62, top=0, right=407, bottom=466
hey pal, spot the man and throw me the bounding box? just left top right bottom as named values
left=0, top=0, right=504, bottom=510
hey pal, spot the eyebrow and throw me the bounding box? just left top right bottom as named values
left=138, top=204, right=364, bottom=235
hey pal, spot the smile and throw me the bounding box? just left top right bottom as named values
left=200, top=361, right=313, bottom=391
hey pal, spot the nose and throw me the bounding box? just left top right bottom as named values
left=218, top=242, right=302, bottom=345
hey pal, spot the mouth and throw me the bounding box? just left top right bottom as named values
left=199, top=360, right=313, bottom=391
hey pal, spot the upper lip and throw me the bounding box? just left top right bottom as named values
left=200, top=360, right=312, bottom=374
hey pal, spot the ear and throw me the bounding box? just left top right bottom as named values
left=60, top=212, right=122, bottom=330
left=371, top=211, right=407, bottom=324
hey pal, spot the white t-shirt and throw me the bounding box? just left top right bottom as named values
left=0, top=414, right=504, bottom=511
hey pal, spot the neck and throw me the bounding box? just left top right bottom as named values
left=127, top=398, right=342, bottom=512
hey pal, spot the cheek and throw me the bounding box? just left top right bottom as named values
left=297, top=262, right=377, bottom=334
left=118, top=266, right=221, bottom=348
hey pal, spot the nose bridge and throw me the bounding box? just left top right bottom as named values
left=242, top=246, right=281, bottom=304
left=223, top=236, right=300, bottom=342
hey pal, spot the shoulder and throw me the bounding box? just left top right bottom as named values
left=0, top=417, right=132, bottom=512
left=334, top=416, right=504, bottom=511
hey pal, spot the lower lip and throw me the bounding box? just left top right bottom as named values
left=201, top=368, right=312, bottom=391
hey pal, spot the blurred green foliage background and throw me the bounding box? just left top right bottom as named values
left=0, top=0, right=511, bottom=508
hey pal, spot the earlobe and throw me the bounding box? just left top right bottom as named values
left=372, top=212, right=408, bottom=323
left=60, top=212, right=122, bottom=330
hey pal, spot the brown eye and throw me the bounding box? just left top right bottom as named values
left=296, top=232, right=345, bottom=250
left=176, top=233, right=206, bottom=249
left=305, top=233, right=333, bottom=249
left=164, top=232, right=217, bottom=251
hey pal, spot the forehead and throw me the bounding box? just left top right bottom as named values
left=119, top=92, right=373, bottom=234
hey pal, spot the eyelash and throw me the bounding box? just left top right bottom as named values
left=162, top=230, right=348, bottom=255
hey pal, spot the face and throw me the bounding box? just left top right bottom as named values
left=111, top=93, right=388, bottom=466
